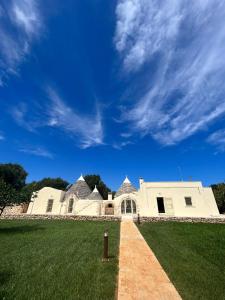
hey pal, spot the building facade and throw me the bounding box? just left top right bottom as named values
left=27, top=175, right=220, bottom=217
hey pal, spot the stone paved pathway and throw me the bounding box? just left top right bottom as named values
left=117, top=220, right=181, bottom=300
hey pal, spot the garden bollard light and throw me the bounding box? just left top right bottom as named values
left=103, top=230, right=109, bottom=261
left=138, top=213, right=141, bottom=225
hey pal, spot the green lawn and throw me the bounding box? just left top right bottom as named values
left=0, top=220, right=120, bottom=300
left=139, top=222, right=225, bottom=300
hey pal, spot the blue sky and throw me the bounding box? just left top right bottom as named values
left=0, top=0, right=225, bottom=190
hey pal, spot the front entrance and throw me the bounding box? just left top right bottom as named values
left=121, top=199, right=136, bottom=214
left=157, top=197, right=165, bottom=213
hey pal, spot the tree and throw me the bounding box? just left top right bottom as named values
left=84, top=174, right=111, bottom=200
left=211, top=182, right=225, bottom=214
left=0, top=163, right=28, bottom=190
left=20, top=177, right=69, bottom=203
left=0, top=179, right=18, bottom=216
left=19, top=184, right=37, bottom=203
left=35, top=177, right=69, bottom=190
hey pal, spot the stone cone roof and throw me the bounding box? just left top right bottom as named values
left=88, top=185, right=103, bottom=200
left=115, top=176, right=137, bottom=197
left=67, top=175, right=91, bottom=199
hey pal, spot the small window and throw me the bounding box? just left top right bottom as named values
left=68, top=199, right=74, bottom=213
left=132, top=200, right=136, bottom=214
left=46, top=199, right=54, bottom=212
left=108, top=203, right=113, bottom=208
left=185, top=197, right=192, bottom=206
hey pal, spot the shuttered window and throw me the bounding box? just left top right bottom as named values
left=185, top=197, right=192, bottom=206
left=46, top=199, right=54, bottom=212
left=68, top=199, right=74, bottom=213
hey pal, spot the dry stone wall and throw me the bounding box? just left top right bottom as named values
left=2, top=205, right=24, bottom=216
left=1, top=213, right=225, bottom=223
left=0, top=214, right=121, bottom=222
left=135, top=216, right=225, bottom=224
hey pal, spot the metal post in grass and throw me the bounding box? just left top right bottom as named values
left=102, top=230, right=109, bottom=262
left=137, top=213, right=141, bottom=225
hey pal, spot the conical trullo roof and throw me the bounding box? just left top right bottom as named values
left=67, top=175, right=91, bottom=199
left=115, top=176, right=137, bottom=197
left=88, top=185, right=103, bottom=200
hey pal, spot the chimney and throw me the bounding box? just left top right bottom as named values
left=108, top=192, right=112, bottom=201
left=139, top=177, right=144, bottom=186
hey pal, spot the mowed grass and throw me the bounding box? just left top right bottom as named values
left=0, top=220, right=120, bottom=300
left=139, top=222, right=225, bottom=300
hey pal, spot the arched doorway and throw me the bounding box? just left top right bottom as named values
left=105, top=203, right=114, bottom=215
left=121, top=199, right=136, bottom=214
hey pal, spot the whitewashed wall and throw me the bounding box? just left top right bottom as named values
left=27, top=181, right=219, bottom=218
left=27, top=187, right=65, bottom=215
left=138, top=181, right=219, bottom=217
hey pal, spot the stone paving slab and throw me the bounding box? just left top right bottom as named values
left=117, top=220, right=182, bottom=300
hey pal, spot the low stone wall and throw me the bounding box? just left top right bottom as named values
left=2, top=203, right=29, bottom=216
left=135, top=216, right=225, bottom=224
left=2, top=205, right=23, bottom=216
left=0, top=214, right=121, bottom=222
left=1, top=214, right=225, bottom=223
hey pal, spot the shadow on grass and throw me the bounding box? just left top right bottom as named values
left=0, top=271, right=12, bottom=286
left=0, top=225, right=45, bottom=234
left=0, top=271, right=13, bottom=299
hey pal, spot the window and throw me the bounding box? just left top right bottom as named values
left=68, top=199, right=74, bottom=213
left=157, top=197, right=165, bottom=213
left=121, top=199, right=137, bottom=214
left=46, top=199, right=54, bottom=212
left=126, top=200, right=132, bottom=213
left=108, top=203, right=113, bottom=208
left=121, top=200, right=125, bottom=214
left=132, top=200, right=136, bottom=214
left=185, top=197, right=192, bottom=206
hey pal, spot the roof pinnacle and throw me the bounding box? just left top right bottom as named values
left=123, top=176, right=131, bottom=184
left=93, top=185, right=98, bottom=192
left=78, top=174, right=85, bottom=181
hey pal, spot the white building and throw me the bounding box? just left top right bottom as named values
left=27, top=175, right=220, bottom=217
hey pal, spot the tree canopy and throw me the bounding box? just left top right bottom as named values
left=211, top=182, right=225, bottom=214
left=0, top=163, right=27, bottom=190
left=84, top=174, right=111, bottom=200
left=0, top=179, right=18, bottom=215
left=20, top=177, right=69, bottom=203
left=0, top=163, right=69, bottom=205
left=30, top=177, right=69, bottom=191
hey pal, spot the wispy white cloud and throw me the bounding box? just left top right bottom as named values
left=10, top=0, right=42, bottom=36
left=115, top=0, right=225, bottom=145
left=0, top=132, right=5, bottom=140
left=0, top=0, right=43, bottom=85
left=19, top=146, right=54, bottom=159
left=120, top=132, right=132, bottom=138
left=10, top=87, right=104, bottom=149
left=113, top=140, right=133, bottom=150
left=115, top=0, right=182, bottom=72
left=207, top=130, right=225, bottom=152
left=11, top=103, right=36, bottom=132
left=47, top=88, right=104, bottom=149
